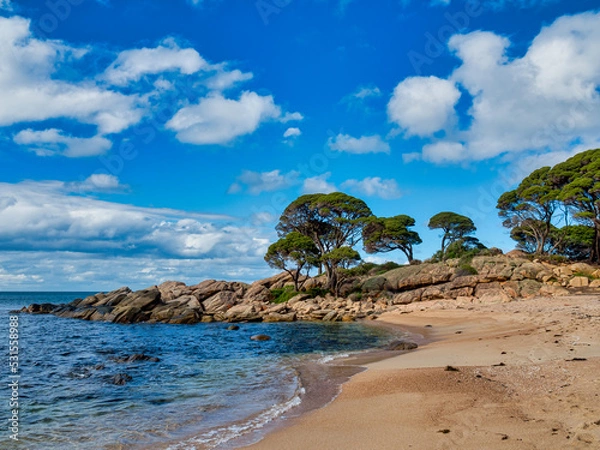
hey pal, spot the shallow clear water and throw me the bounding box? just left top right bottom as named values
left=0, top=292, right=396, bottom=449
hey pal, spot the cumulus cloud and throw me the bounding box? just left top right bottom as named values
left=166, top=91, right=283, bottom=145
left=205, top=67, right=254, bottom=91
left=302, top=173, right=337, bottom=194
left=341, top=177, right=402, bottom=199
left=328, top=133, right=390, bottom=154
left=0, top=180, right=270, bottom=264
left=0, top=17, right=146, bottom=135
left=283, top=127, right=302, bottom=138
left=229, top=170, right=300, bottom=195
left=103, top=40, right=208, bottom=86
left=281, top=112, right=304, bottom=123
left=421, top=141, right=466, bottom=164
left=396, top=12, right=600, bottom=164
left=13, top=129, right=112, bottom=157
left=353, top=86, right=382, bottom=99
left=72, top=174, right=127, bottom=192
left=387, top=76, right=461, bottom=137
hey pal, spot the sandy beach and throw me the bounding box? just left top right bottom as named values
left=248, top=295, right=600, bottom=450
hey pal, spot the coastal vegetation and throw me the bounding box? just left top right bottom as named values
left=265, top=148, right=600, bottom=297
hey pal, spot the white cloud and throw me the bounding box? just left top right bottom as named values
left=166, top=91, right=282, bottom=145
left=283, top=127, right=302, bottom=138
left=281, top=111, right=304, bottom=123
left=0, top=17, right=146, bottom=135
left=103, top=40, right=208, bottom=86
left=328, top=133, right=390, bottom=154
left=229, top=169, right=300, bottom=195
left=387, top=76, right=461, bottom=137
left=205, top=68, right=253, bottom=91
left=395, top=11, right=600, bottom=164
left=0, top=180, right=270, bottom=264
left=422, top=141, right=466, bottom=163
left=341, top=177, right=402, bottom=199
left=13, top=128, right=112, bottom=157
left=73, top=174, right=126, bottom=192
left=353, top=86, right=381, bottom=99
left=0, top=0, right=12, bottom=10
left=302, top=173, right=337, bottom=194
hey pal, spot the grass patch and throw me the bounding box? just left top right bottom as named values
left=456, top=264, right=478, bottom=277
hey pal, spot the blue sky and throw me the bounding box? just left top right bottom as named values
left=1, top=0, right=600, bottom=290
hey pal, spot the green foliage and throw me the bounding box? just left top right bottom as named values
left=553, top=225, right=595, bottom=261
left=456, top=264, right=478, bottom=277
left=264, top=231, right=320, bottom=291
left=341, top=261, right=402, bottom=277
left=270, top=286, right=298, bottom=304
left=431, top=237, right=485, bottom=262
left=363, top=215, right=422, bottom=263
left=549, top=149, right=600, bottom=261
left=428, top=211, right=476, bottom=256
left=275, top=192, right=372, bottom=292
left=497, top=166, right=559, bottom=255
left=304, top=287, right=329, bottom=298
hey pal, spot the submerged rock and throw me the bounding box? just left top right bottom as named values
left=109, top=354, right=160, bottom=363
left=250, top=334, right=271, bottom=341
left=111, top=373, right=133, bottom=385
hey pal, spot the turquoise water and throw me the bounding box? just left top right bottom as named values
left=0, top=292, right=396, bottom=449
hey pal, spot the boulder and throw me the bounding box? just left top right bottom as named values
left=157, top=281, right=187, bottom=301
left=263, top=312, right=296, bottom=322
left=118, top=288, right=161, bottom=311
left=243, top=283, right=273, bottom=303
left=168, top=308, right=200, bottom=324
left=224, top=304, right=259, bottom=321
left=250, top=334, right=271, bottom=341
left=539, top=284, right=570, bottom=297
left=98, top=287, right=132, bottom=307
left=202, top=291, right=238, bottom=313
left=387, top=340, right=418, bottom=351
left=253, top=272, right=293, bottom=289
left=112, top=306, right=144, bottom=324
left=569, top=263, right=596, bottom=276
left=569, top=276, right=590, bottom=288
left=590, top=279, right=600, bottom=289
left=392, top=288, right=424, bottom=305
left=518, top=279, right=543, bottom=297
left=191, top=280, right=232, bottom=301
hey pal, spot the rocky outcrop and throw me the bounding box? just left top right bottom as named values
left=20, top=257, right=600, bottom=326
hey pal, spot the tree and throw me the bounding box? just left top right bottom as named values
left=362, top=215, right=422, bottom=263
left=553, top=225, right=595, bottom=261
left=550, top=149, right=600, bottom=262
left=275, top=192, right=373, bottom=292
left=322, top=247, right=361, bottom=296
left=264, top=232, right=320, bottom=291
left=497, top=166, right=559, bottom=255
left=428, top=212, right=476, bottom=257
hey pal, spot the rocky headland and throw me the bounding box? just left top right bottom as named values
left=20, top=254, right=600, bottom=325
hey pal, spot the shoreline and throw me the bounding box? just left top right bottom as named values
left=245, top=294, right=600, bottom=449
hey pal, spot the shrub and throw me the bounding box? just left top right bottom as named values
left=304, top=287, right=329, bottom=298
left=270, top=286, right=298, bottom=304
left=456, top=264, right=478, bottom=277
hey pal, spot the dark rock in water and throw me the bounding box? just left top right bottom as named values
left=27, top=303, right=56, bottom=314
left=387, top=340, right=418, bottom=351
left=110, top=354, right=160, bottom=363
left=111, top=373, right=132, bottom=385
left=227, top=325, right=240, bottom=330
left=250, top=334, right=271, bottom=341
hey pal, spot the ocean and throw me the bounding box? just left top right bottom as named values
left=0, top=292, right=399, bottom=449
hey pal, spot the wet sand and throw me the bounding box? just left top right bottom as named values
left=247, top=295, right=600, bottom=449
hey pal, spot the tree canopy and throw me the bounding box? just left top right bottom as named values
left=363, top=215, right=422, bottom=263
left=428, top=211, right=476, bottom=256
left=275, top=192, right=373, bottom=292
left=497, top=166, right=559, bottom=255
left=264, top=231, right=320, bottom=291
